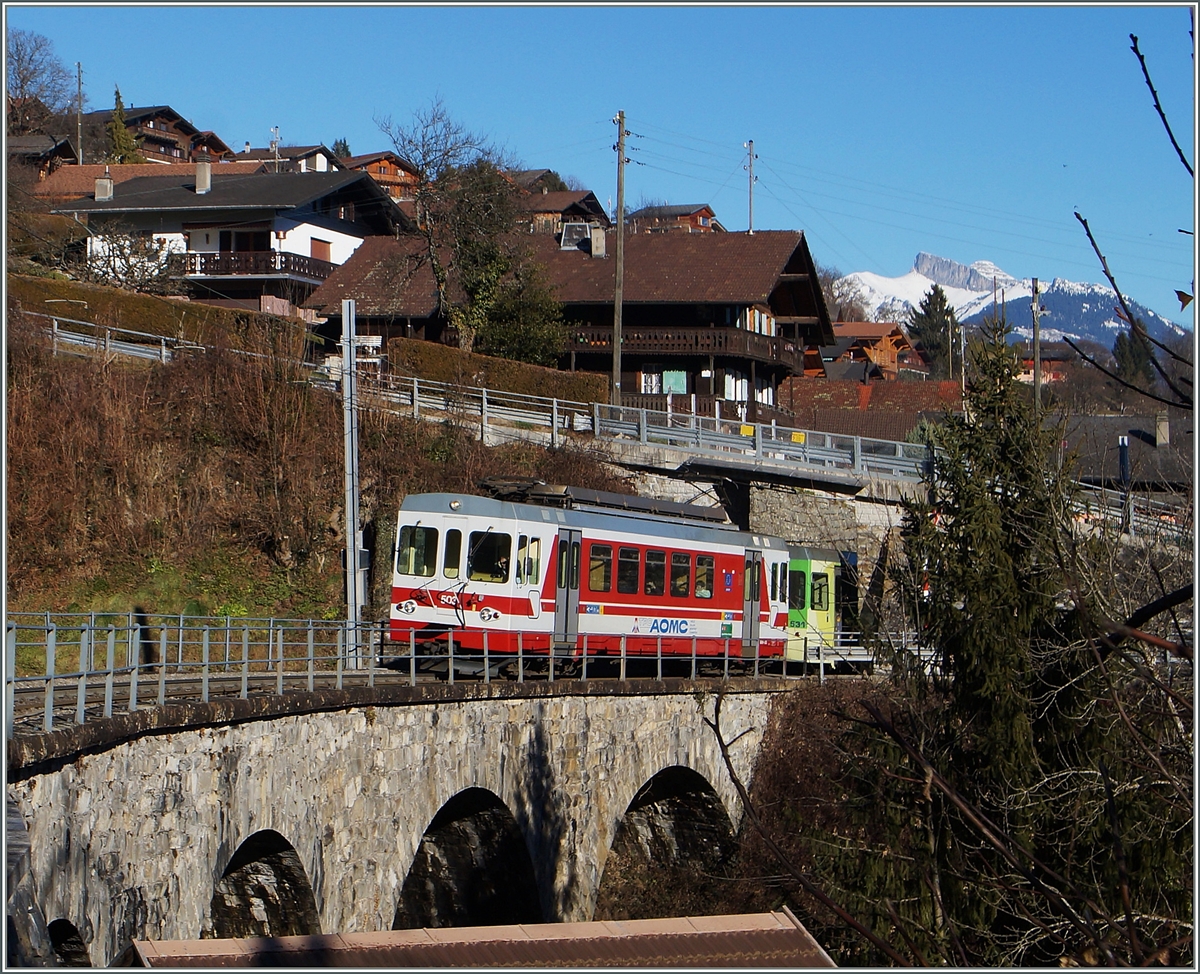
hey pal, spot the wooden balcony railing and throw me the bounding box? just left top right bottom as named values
left=171, top=251, right=337, bottom=282
left=618, top=393, right=796, bottom=426
left=567, top=325, right=804, bottom=371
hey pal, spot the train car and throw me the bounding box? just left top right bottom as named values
left=388, top=484, right=793, bottom=662
left=781, top=545, right=842, bottom=662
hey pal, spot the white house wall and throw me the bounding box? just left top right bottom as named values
left=273, top=220, right=364, bottom=264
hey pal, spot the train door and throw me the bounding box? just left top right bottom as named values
left=809, top=557, right=836, bottom=652
left=741, top=549, right=762, bottom=656
left=553, top=529, right=582, bottom=650
left=785, top=553, right=809, bottom=662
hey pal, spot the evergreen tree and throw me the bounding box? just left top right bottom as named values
left=476, top=259, right=565, bottom=367
left=907, top=284, right=960, bottom=380
left=1112, top=329, right=1155, bottom=387
left=331, top=137, right=351, bottom=159
left=106, top=87, right=146, bottom=164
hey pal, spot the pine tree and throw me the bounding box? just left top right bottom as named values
left=331, top=137, right=351, bottom=159
left=907, top=284, right=960, bottom=380
left=1112, top=329, right=1155, bottom=387
left=106, top=87, right=146, bottom=164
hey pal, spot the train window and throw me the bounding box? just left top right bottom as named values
left=812, top=573, right=829, bottom=611
left=695, top=556, right=714, bottom=599
left=644, top=550, right=666, bottom=596
left=770, top=563, right=778, bottom=601
left=570, top=541, right=580, bottom=590
left=789, top=570, right=806, bottom=610
left=467, top=531, right=512, bottom=583
left=743, top=557, right=760, bottom=601
left=443, top=529, right=462, bottom=579
left=397, top=525, right=438, bottom=577
left=557, top=539, right=569, bottom=589
left=617, top=547, right=640, bottom=594
left=589, top=544, right=613, bottom=592
left=670, top=553, right=690, bottom=597
left=517, top=536, right=541, bottom=586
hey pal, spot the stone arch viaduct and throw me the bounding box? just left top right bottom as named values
left=6, top=680, right=783, bottom=967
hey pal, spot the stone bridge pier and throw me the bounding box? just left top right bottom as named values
left=6, top=681, right=781, bottom=967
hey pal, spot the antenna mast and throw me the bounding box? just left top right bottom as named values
left=744, top=140, right=757, bottom=234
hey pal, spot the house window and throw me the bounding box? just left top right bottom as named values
left=311, top=238, right=331, bottom=262
left=640, top=371, right=662, bottom=394
left=699, top=216, right=710, bottom=226
left=662, top=371, right=687, bottom=395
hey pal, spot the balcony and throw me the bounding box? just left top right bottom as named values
left=618, top=393, right=796, bottom=427
left=567, top=325, right=804, bottom=372
left=170, top=251, right=337, bottom=283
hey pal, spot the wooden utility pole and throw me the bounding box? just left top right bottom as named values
left=744, top=140, right=756, bottom=234
left=612, top=111, right=627, bottom=406
left=76, top=63, right=83, bottom=163
left=1031, top=277, right=1042, bottom=415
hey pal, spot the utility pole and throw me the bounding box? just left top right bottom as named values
left=341, top=299, right=365, bottom=667
left=1031, top=277, right=1042, bottom=416
left=76, top=63, right=83, bottom=163
left=744, top=140, right=757, bottom=234
left=612, top=111, right=628, bottom=407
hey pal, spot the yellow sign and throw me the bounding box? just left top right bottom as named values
left=740, top=425, right=755, bottom=437
left=791, top=431, right=806, bottom=444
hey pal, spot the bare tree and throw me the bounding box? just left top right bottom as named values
left=814, top=261, right=869, bottom=323
left=6, top=29, right=74, bottom=135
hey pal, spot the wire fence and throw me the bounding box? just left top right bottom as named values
left=5, top=613, right=929, bottom=740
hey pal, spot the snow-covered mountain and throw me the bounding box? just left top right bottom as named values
left=841, top=253, right=1188, bottom=348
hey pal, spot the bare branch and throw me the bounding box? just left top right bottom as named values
left=1062, top=337, right=1187, bottom=409
left=1129, top=33, right=1194, bottom=177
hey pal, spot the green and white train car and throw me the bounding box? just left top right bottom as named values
left=780, top=545, right=843, bottom=663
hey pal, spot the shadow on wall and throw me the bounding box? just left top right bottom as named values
left=202, top=830, right=322, bottom=939
left=392, top=787, right=543, bottom=929
left=593, top=765, right=738, bottom=921
left=47, top=918, right=91, bottom=967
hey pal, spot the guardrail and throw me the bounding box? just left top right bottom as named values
left=5, top=614, right=926, bottom=739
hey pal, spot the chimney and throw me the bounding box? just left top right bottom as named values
left=195, top=160, right=211, bottom=195
left=95, top=166, right=113, bottom=202
left=590, top=225, right=606, bottom=258
left=244, top=141, right=251, bottom=154
left=1156, top=412, right=1170, bottom=447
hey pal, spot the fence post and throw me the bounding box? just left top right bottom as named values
left=754, top=637, right=760, bottom=679
left=754, top=422, right=763, bottom=458
left=581, top=635, right=587, bottom=682
left=413, top=377, right=420, bottom=419
left=656, top=637, right=662, bottom=681
left=6, top=623, right=19, bottom=738
left=483, top=629, right=490, bottom=684
left=410, top=630, right=417, bottom=688
left=723, top=638, right=729, bottom=680
left=201, top=628, right=210, bottom=703
left=593, top=401, right=601, bottom=439
left=336, top=629, right=344, bottom=690
left=159, top=631, right=169, bottom=705
left=52, top=318, right=59, bottom=356
left=447, top=631, right=455, bottom=686
left=240, top=628, right=249, bottom=699
left=518, top=631, right=524, bottom=683
left=276, top=628, right=285, bottom=695
left=691, top=635, right=697, bottom=681
left=75, top=627, right=89, bottom=725
left=103, top=627, right=115, bottom=718
left=367, top=624, right=375, bottom=688
left=39, top=624, right=56, bottom=733
left=639, top=408, right=648, bottom=444
left=619, top=635, right=627, bottom=682
left=307, top=623, right=315, bottom=693
left=481, top=387, right=488, bottom=442
left=853, top=436, right=863, bottom=473
left=129, top=619, right=139, bottom=713
left=551, top=399, right=559, bottom=449
left=818, top=638, right=825, bottom=685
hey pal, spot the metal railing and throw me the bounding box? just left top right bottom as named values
left=6, top=613, right=922, bottom=739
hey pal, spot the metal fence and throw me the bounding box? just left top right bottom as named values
left=5, top=613, right=928, bottom=739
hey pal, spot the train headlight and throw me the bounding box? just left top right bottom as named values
left=397, top=600, right=418, bottom=614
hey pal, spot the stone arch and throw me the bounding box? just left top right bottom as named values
left=593, top=765, right=739, bottom=920
left=393, top=787, right=543, bottom=930
left=203, top=829, right=321, bottom=939
left=46, top=918, right=91, bottom=967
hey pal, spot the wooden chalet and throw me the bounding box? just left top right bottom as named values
left=52, top=105, right=236, bottom=164
left=824, top=321, right=926, bottom=381
left=340, top=151, right=419, bottom=201
left=627, top=203, right=726, bottom=234
left=238, top=143, right=343, bottom=173
left=520, top=189, right=611, bottom=235
left=1015, top=341, right=1073, bottom=384
left=6, top=135, right=77, bottom=180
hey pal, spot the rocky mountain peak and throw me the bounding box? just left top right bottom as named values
left=912, top=252, right=1018, bottom=292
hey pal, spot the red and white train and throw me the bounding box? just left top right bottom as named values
left=388, top=483, right=794, bottom=662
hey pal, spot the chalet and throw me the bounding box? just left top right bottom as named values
left=823, top=322, right=926, bottom=381
left=1015, top=341, right=1073, bottom=384
left=535, top=230, right=832, bottom=421
left=54, top=105, right=236, bottom=164
left=304, top=229, right=832, bottom=422
left=238, top=143, right=342, bottom=173
left=627, top=203, right=725, bottom=234
left=56, top=165, right=408, bottom=317
left=519, top=190, right=610, bottom=235
left=6, top=135, right=77, bottom=179
left=339, top=151, right=419, bottom=201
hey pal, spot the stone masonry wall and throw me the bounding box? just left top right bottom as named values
left=8, top=688, right=772, bottom=967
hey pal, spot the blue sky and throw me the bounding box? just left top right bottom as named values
left=6, top=3, right=1197, bottom=326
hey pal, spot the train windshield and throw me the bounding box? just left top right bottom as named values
left=812, top=573, right=830, bottom=611
left=397, top=525, right=438, bottom=577
left=468, top=531, right=512, bottom=583
left=789, top=570, right=806, bottom=611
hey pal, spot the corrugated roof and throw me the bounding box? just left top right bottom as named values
left=129, top=911, right=836, bottom=968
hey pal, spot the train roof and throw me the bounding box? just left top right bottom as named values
left=398, top=492, right=793, bottom=550
left=786, top=544, right=843, bottom=562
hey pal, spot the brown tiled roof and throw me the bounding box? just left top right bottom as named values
left=341, top=150, right=417, bottom=174
left=833, top=321, right=907, bottom=341
left=304, top=235, right=444, bottom=317
left=129, top=911, right=836, bottom=968
left=518, top=190, right=593, bottom=212
left=530, top=230, right=813, bottom=305
left=33, top=162, right=266, bottom=200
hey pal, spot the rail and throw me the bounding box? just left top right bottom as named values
left=5, top=614, right=923, bottom=739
